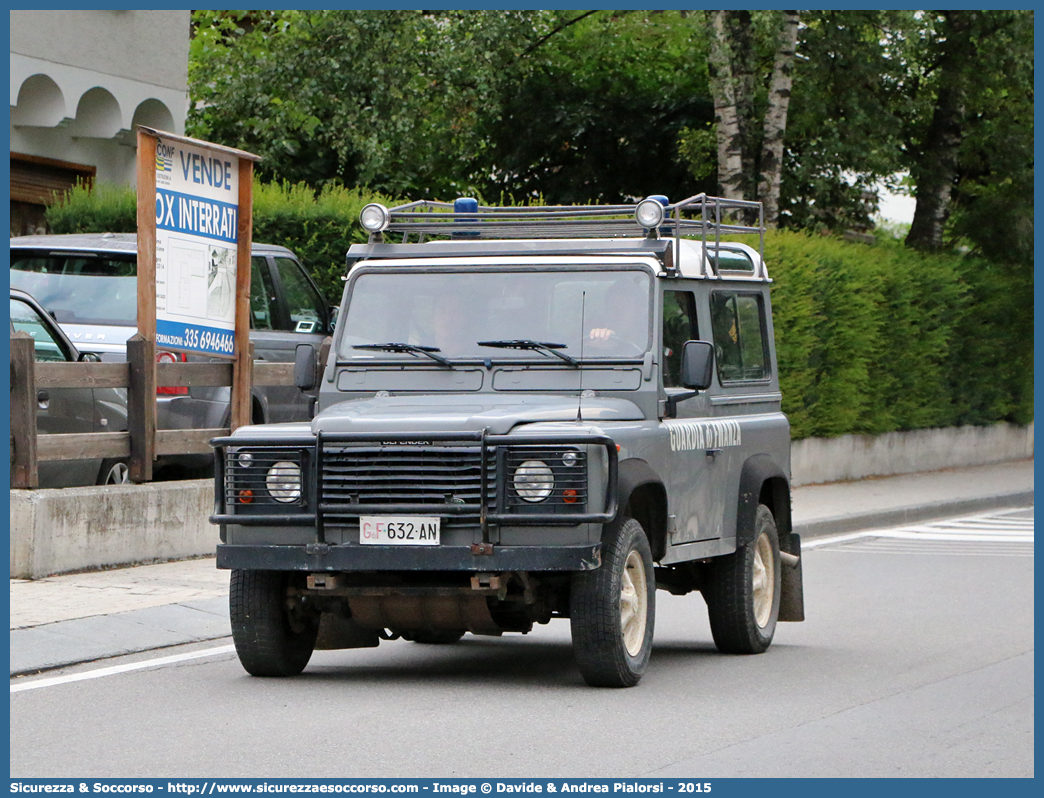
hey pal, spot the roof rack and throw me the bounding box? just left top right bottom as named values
left=363, top=193, right=766, bottom=279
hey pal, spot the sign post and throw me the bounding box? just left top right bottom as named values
left=136, top=127, right=260, bottom=480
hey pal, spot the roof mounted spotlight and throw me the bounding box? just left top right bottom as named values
left=635, top=196, right=668, bottom=232
left=360, top=203, right=391, bottom=234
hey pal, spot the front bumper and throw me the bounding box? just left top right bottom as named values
left=216, top=541, right=602, bottom=572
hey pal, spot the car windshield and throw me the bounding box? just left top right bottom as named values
left=9, top=251, right=137, bottom=326
left=338, top=267, right=652, bottom=361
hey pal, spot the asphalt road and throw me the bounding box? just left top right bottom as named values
left=10, top=510, right=1034, bottom=778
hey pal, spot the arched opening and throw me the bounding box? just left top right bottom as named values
left=73, top=87, right=123, bottom=138
left=11, top=74, right=66, bottom=127
left=131, top=98, right=175, bottom=135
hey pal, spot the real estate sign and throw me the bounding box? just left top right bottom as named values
left=153, top=136, right=240, bottom=357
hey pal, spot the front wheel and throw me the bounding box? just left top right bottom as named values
left=705, top=504, right=781, bottom=654
left=570, top=517, right=655, bottom=687
left=229, top=570, right=318, bottom=676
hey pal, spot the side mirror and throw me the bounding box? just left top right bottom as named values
left=329, top=306, right=339, bottom=332
left=680, top=340, right=714, bottom=390
left=78, top=351, right=102, bottom=363
left=294, top=344, right=317, bottom=390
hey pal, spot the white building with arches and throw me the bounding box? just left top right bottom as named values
left=10, top=9, right=189, bottom=235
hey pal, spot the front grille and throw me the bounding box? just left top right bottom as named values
left=320, top=444, right=496, bottom=520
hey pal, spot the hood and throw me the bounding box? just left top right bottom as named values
left=312, top=393, right=644, bottom=436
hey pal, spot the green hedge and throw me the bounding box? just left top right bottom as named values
left=764, top=230, right=1033, bottom=438
left=44, top=186, right=1032, bottom=439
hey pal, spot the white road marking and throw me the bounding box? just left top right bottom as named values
left=805, top=507, right=1034, bottom=551
left=10, top=644, right=236, bottom=694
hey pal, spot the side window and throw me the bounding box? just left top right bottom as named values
left=275, top=257, right=326, bottom=334
left=710, top=292, right=768, bottom=382
left=662, top=290, right=698, bottom=388
left=250, top=256, right=278, bottom=331
left=10, top=298, right=70, bottom=362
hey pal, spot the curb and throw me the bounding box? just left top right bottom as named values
left=793, top=490, right=1034, bottom=540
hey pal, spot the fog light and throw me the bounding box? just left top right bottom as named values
left=514, top=460, right=554, bottom=502
left=561, top=451, right=579, bottom=467
left=266, top=461, right=302, bottom=503
left=238, top=451, right=254, bottom=469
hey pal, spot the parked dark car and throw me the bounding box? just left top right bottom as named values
left=9, top=233, right=335, bottom=476
left=10, top=287, right=129, bottom=487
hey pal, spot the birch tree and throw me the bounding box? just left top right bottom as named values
left=705, top=10, right=800, bottom=225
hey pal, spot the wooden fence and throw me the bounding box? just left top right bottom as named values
left=9, top=332, right=329, bottom=489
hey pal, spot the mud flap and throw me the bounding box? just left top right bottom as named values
left=778, top=532, right=805, bottom=622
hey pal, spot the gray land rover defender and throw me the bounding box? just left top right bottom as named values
left=211, top=194, right=804, bottom=687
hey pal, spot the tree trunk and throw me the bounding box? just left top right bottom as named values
left=906, top=11, right=974, bottom=252
left=708, top=11, right=744, bottom=200
left=758, top=11, right=799, bottom=228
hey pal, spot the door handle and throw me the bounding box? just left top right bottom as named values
left=705, top=448, right=722, bottom=458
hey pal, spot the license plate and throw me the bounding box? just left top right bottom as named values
left=359, top=516, right=441, bottom=546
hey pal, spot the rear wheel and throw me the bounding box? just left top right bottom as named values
left=570, top=517, right=655, bottom=687
left=230, top=570, right=318, bottom=676
left=705, top=504, right=781, bottom=654
left=97, top=459, right=129, bottom=485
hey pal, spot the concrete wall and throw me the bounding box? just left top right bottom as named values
left=791, top=421, right=1034, bottom=486
left=9, top=422, right=1034, bottom=578
left=11, top=479, right=214, bottom=580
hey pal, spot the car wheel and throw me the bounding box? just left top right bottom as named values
left=570, top=517, right=655, bottom=687
left=705, top=504, right=781, bottom=654
left=229, top=570, right=318, bottom=677
left=97, top=459, right=130, bottom=485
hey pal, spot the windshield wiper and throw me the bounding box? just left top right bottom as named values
left=353, top=342, right=453, bottom=368
left=477, top=339, right=579, bottom=367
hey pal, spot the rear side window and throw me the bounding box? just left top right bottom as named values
left=274, top=256, right=326, bottom=334
left=250, top=256, right=278, bottom=330
left=710, top=291, right=769, bottom=382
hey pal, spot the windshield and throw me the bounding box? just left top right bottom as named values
left=338, top=268, right=652, bottom=362
left=10, top=251, right=137, bottom=326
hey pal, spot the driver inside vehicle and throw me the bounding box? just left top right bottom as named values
left=586, top=280, right=648, bottom=354
left=427, top=289, right=480, bottom=356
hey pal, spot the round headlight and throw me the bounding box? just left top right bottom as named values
left=635, top=197, right=666, bottom=229
left=266, top=461, right=302, bottom=503
left=237, top=451, right=254, bottom=469
left=513, top=460, right=554, bottom=503
left=360, top=203, right=390, bottom=233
